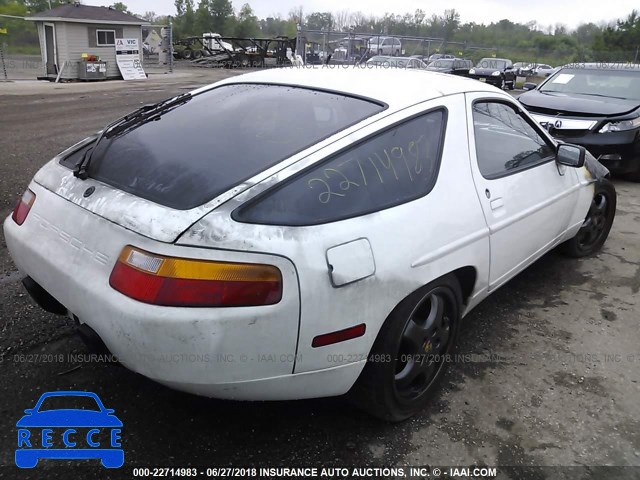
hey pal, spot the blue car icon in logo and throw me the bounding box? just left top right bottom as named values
left=15, top=391, right=123, bottom=468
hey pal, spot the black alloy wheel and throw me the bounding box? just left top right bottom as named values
left=560, top=179, right=616, bottom=257
left=393, top=288, right=455, bottom=403
left=349, top=275, right=462, bottom=421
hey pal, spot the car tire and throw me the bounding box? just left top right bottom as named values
left=192, top=49, right=203, bottom=59
left=499, top=77, right=506, bottom=89
left=349, top=275, right=462, bottom=422
left=508, top=80, right=515, bottom=90
left=395, top=50, right=400, bottom=56
left=182, top=49, right=193, bottom=60
left=560, top=179, right=616, bottom=257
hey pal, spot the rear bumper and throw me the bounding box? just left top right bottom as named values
left=3, top=184, right=363, bottom=400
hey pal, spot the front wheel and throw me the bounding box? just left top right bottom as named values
left=349, top=275, right=462, bottom=421
left=499, top=77, right=506, bottom=89
left=560, top=179, right=616, bottom=257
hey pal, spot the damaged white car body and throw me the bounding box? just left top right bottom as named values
left=4, top=67, right=615, bottom=420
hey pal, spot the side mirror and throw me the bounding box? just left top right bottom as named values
left=24, top=409, right=34, bottom=415
left=557, top=143, right=585, bottom=168
left=523, top=82, right=537, bottom=91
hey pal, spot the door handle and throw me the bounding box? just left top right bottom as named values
left=490, top=197, right=504, bottom=210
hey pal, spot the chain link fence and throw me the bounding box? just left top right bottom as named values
left=0, top=14, right=41, bottom=81
left=141, top=24, right=173, bottom=74
left=1, top=18, right=638, bottom=81
left=295, top=28, right=640, bottom=69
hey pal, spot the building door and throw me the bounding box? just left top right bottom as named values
left=44, top=24, right=57, bottom=75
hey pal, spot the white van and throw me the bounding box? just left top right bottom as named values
left=367, top=36, right=402, bottom=56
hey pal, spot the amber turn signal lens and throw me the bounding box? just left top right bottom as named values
left=110, top=246, right=282, bottom=307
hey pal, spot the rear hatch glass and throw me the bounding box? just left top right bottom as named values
left=60, top=84, right=385, bottom=210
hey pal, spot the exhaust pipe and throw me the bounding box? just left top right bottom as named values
left=76, top=322, right=111, bottom=355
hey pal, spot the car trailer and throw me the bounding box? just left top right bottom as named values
left=173, top=36, right=296, bottom=68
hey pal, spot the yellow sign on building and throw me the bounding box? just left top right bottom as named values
left=0, top=28, right=8, bottom=35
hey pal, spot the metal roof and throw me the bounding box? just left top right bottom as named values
left=208, top=65, right=502, bottom=112
left=28, top=3, right=146, bottom=25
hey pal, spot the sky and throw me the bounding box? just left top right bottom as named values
left=82, top=0, right=637, bottom=29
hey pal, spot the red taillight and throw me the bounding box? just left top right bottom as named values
left=11, top=189, right=36, bottom=226
left=109, top=246, right=282, bottom=307
left=312, top=324, right=366, bottom=348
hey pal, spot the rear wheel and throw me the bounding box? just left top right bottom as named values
left=182, top=49, right=193, bottom=60
left=192, top=49, right=203, bottom=59
left=560, top=179, right=616, bottom=257
left=349, top=275, right=462, bottom=421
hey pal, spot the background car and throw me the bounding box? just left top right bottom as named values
left=4, top=68, right=614, bottom=421
left=532, top=64, right=555, bottom=77
left=468, top=57, right=516, bottom=89
left=519, top=63, right=640, bottom=181
left=366, top=55, right=426, bottom=69
left=427, top=53, right=455, bottom=62
left=367, top=36, right=402, bottom=56
left=513, top=62, right=529, bottom=76
left=425, top=58, right=473, bottom=76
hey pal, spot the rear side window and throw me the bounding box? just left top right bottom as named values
left=472, top=102, right=554, bottom=179
left=235, top=109, right=447, bottom=226
left=62, top=84, right=384, bottom=210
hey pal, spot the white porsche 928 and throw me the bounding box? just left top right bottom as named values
left=4, top=67, right=616, bottom=421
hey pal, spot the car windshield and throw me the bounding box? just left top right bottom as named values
left=61, top=84, right=384, bottom=210
left=38, top=395, right=102, bottom=412
left=476, top=59, right=506, bottom=70
left=539, top=68, right=640, bottom=101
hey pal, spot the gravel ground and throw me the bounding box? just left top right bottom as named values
left=0, top=71, right=638, bottom=480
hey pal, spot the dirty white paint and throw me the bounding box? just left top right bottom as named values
left=4, top=68, right=597, bottom=400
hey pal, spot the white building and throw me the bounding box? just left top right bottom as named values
left=28, top=3, right=147, bottom=80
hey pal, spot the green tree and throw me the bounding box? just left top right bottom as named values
left=195, top=0, right=234, bottom=34
left=110, top=2, right=132, bottom=15
left=0, top=1, right=39, bottom=53
left=234, top=3, right=259, bottom=37
left=20, top=0, right=68, bottom=14
left=173, top=0, right=196, bottom=36
left=306, top=12, right=332, bottom=31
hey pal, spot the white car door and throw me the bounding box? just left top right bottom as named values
left=465, top=93, right=581, bottom=290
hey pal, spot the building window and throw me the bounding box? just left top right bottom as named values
left=96, top=30, right=116, bottom=46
